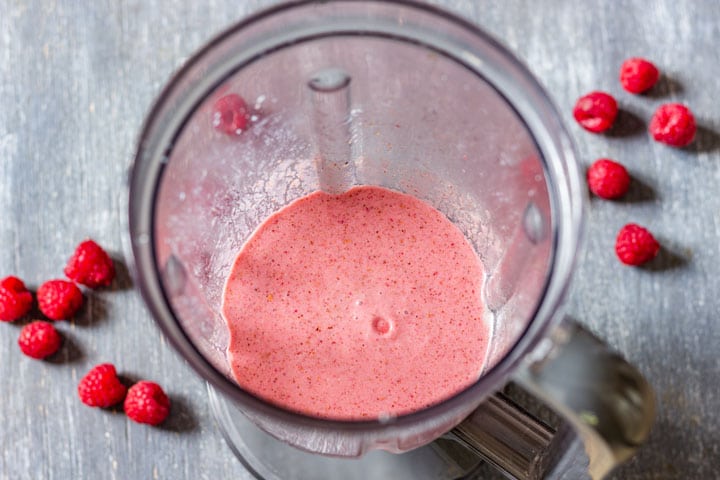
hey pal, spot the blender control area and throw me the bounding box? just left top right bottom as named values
left=0, top=1, right=718, bottom=480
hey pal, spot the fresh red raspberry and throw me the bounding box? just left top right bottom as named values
left=0, top=276, right=33, bottom=321
left=649, top=103, right=696, bottom=147
left=124, top=381, right=170, bottom=425
left=587, top=159, right=631, bottom=199
left=37, top=279, right=83, bottom=320
left=18, top=321, right=62, bottom=359
left=619, top=58, right=660, bottom=94
left=615, top=224, right=660, bottom=266
left=78, top=363, right=128, bottom=408
left=211, top=94, right=248, bottom=135
left=1, top=276, right=27, bottom=291
left=573, top=91, right=618, bottom=133
left=64, top=239, right=115, bottom=288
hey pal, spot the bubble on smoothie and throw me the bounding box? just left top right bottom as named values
left=372, top=316, right=392, bottom=335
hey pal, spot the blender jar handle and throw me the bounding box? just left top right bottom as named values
left=449, top=319, right=656, bottom=480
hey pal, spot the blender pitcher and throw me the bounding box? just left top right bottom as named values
left=127, top=1, right=655, bottom=479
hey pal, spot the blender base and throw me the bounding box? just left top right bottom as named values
left=207, top=385, right=484, bottom=480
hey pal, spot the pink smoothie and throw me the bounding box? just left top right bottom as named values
left=222, top=186, right=489, bottom=420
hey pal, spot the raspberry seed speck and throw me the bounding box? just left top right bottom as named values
left=78, top=363, right=128, bottom=408
left=65, top=239, right=115, bottom=288
left=37, top=279, right=83, bottom=321
left=573, top=91, right=618, bottom=133
left=212, top=93, right=249, bottom=136
left=615, top=224, right=660, bottom=266
left=620, top=57, right=660, bottom=94
left=124, top=381, right=170, bottom=425
left=0, top=276, right=33, bottom=322
left=18, top=321, right=62, bottom=359
left=649, top=103, right=697, bottom=147
left=587, top=159, right=631, bottom=199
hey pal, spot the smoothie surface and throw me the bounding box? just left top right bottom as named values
left=222, top=186, right=489, bottom=420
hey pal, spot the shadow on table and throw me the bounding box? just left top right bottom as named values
left=73, top=293, right=109, bottom=327
left=623, top=175, right=657, bottom=204
left=159, top=395, right=199, bottom=433
left=45, top=329, right=84, bottom=364
left=604, top=108, right=645, bottom=138
left=687, top=124, right=720, bottom=154
left=645, top=74, right=684, bottom=99
left=640, top=242, right=690, bottom=272
left=110, top=255, right=134, bottom=291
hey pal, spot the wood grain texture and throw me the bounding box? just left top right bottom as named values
left=1, top=0, right=718, bottom=479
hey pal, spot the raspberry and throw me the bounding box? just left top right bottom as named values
left=64, top=239, right=115, bottom=288
left=0, top=276, right=33, bottom=322
left=649, top=103, right=697, bottom=147
left=18, top=321, right=62, bottom=359
left=620, top=58, right=660, bottom=94
left=1, top=276, right=27, bottom=291
left=587, top=159, right=631, bottom=199
left=573, top=91, right=618, bottom=133
left=124, top=381, right=170, bottom=425
left=615, top=224, right=660, bottom=266
left=37, top=279, right=83, bottom=320
left=211, top=94, right=248, bottom=135
left=78, top=363, right=128, bottom=408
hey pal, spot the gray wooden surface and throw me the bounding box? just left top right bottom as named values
left=1, top=0, right=718, bottom=478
